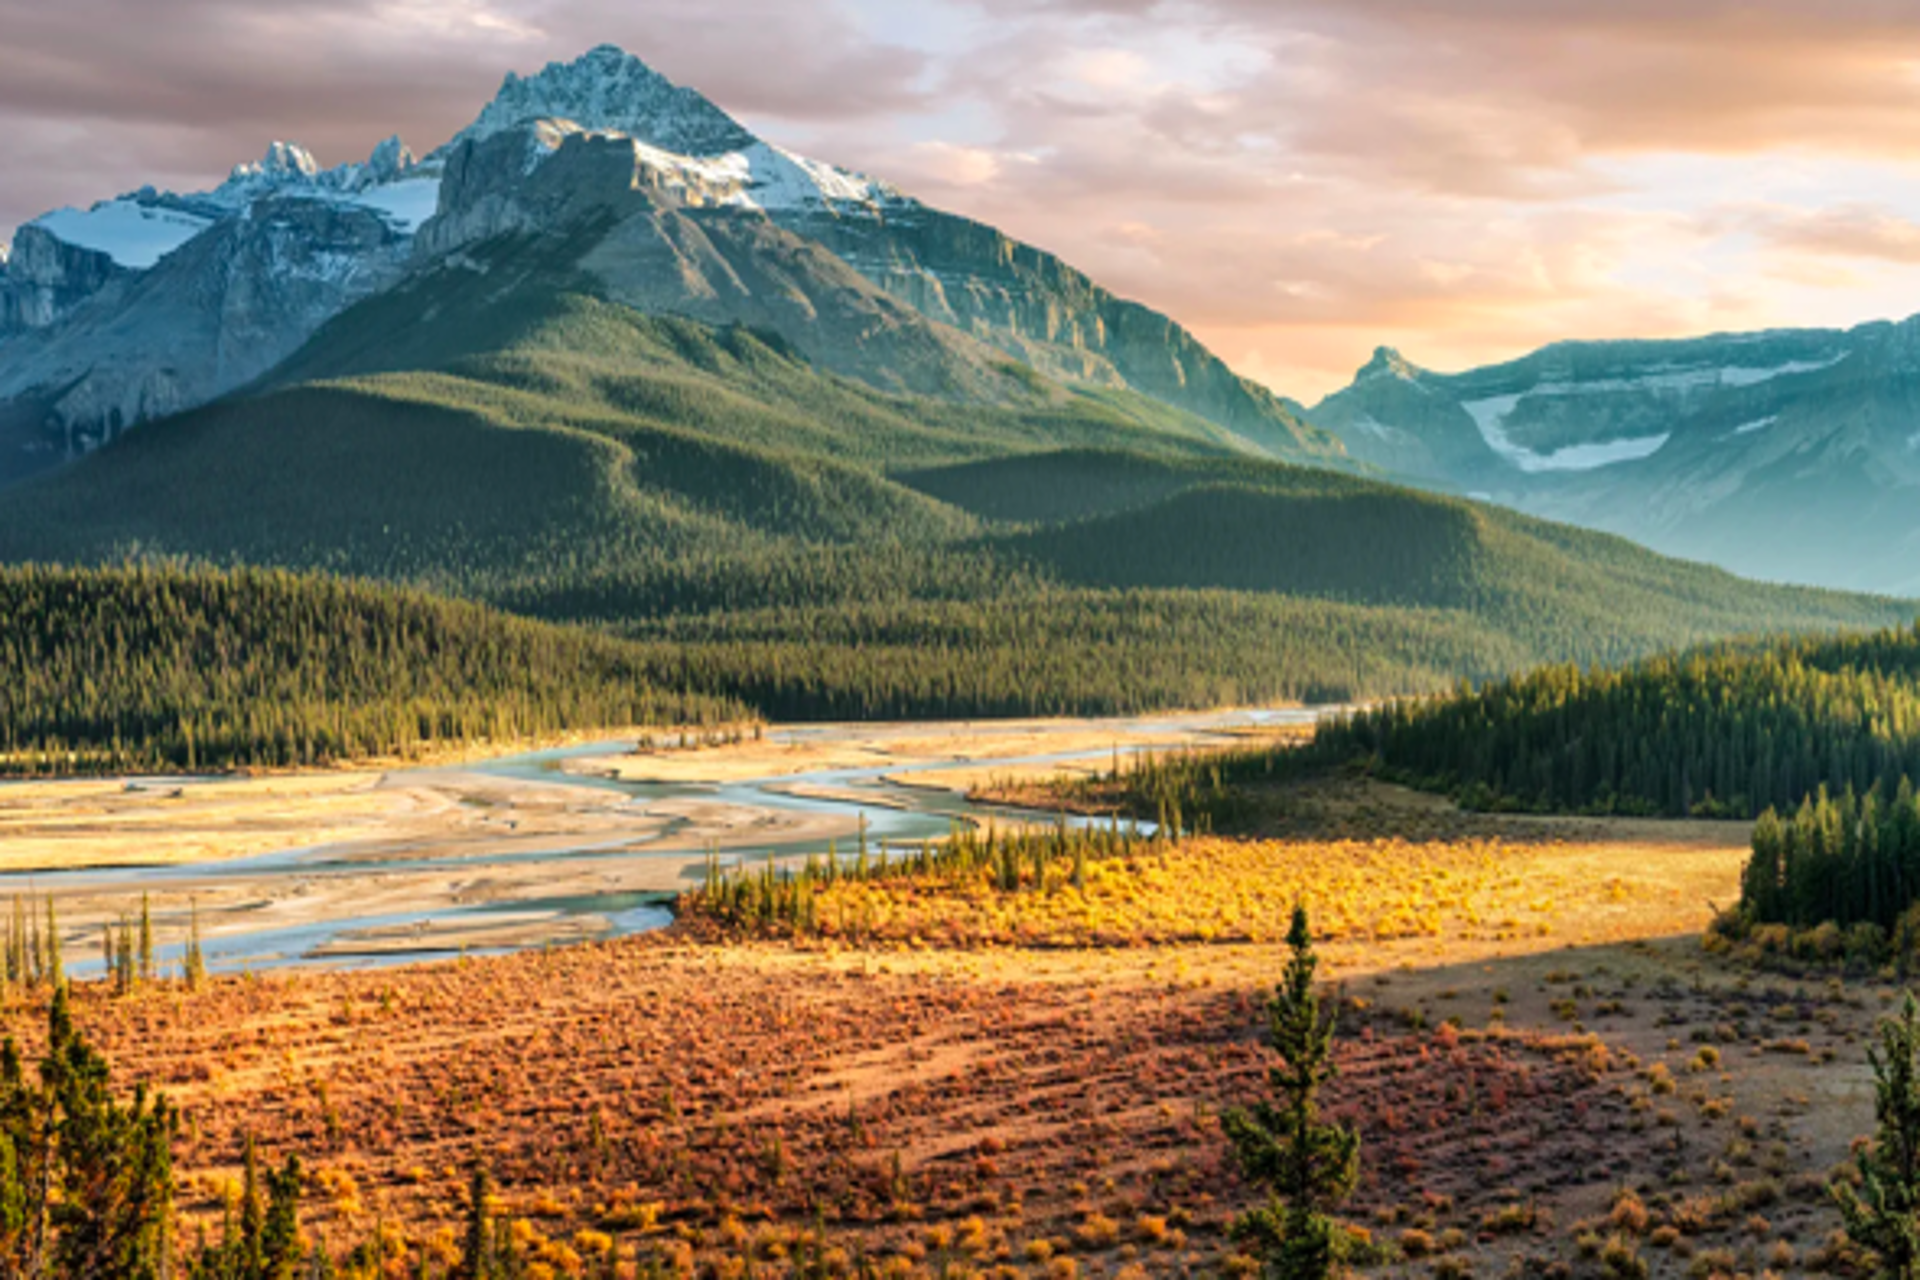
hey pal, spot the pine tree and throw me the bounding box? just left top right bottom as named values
left=460, top=1162, right=495, bottom=1280
left=36, top=985, right=178, bottom=1277
left=138, top=894, right=155, bottom=983
left=261, top=1153, right=305, bottom=1280
left=1222, top=905, right=1360, bottom=1279
left=1839, top=992, right=1920, bottom=1279
left=186, top=899, right=208, bottom=991
left=116, top=917, right=136, bottom=995
left=241, top=1132, right=265, bottom=1276
left=43, top=898, right=61, bottom=992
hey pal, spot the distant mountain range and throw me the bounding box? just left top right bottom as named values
left=8, top=44, right=1919, bottom=601
left=0, top=43, right=1908, bottom=718
left=1305, top=323, right=1920, bottom=595
left=0, top=44, right=1336, bottom=487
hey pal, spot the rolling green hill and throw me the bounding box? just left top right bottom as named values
left=911, top=450, right=1910, bottom=670
left=0, top=261, right=1911, bottom=722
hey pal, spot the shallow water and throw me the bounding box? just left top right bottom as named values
left=4, top=707, right=1323, bottom=973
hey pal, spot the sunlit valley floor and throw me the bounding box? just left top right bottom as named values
left=15, top=760, right=1878, bottom=1278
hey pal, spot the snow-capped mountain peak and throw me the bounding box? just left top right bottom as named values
left=211, top=136, right=428, bottom=208
left=251, top=141, right=321, bottom=181
left=456, top=44, right=756, bottom=158
left=445, top=45, right=908, bottom=220
left=366, top=135, right=416, bottom=182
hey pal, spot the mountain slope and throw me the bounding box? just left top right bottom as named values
left=1, top=272, right=1908, bottom=720
left=1307, top=321, right=1920, bottom=594
left=0, top=270, right=1253, bottom=596
left=906, top=449, right=1913, bottom=668
left=0, top=44, right=1340, bottom=481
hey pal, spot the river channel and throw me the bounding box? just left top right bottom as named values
left=0, top=708, right=1323, bottom=974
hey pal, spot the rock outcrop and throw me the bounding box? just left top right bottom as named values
left=420, top=123, right=1020, bottom=401
left=0, top=225, right=126, bottom=337
left=0, top=199, right=410, bottom=484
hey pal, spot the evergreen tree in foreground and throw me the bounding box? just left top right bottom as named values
left=0, top=986, right=178, bottom=1278
left=1839, top=992, right=1920, bottom=1279
left=1223, top=905, right=1360, bottom=1280
left=459, top=1163, right=495, bottom=1280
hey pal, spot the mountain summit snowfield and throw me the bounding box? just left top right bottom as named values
left=0, top=44, right=1334, bottom=487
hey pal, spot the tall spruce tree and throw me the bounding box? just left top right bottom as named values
left=1222, top=905, right=1360, bottom=1279
left=0, top=985, right=181, bottom=1278
left=460, top=1163, right=495, bottom=1280
left=185, top=900, right=208, bottom=991
left=1839, top=992, right=1920, bottom=1279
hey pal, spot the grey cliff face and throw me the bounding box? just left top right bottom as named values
left=781, top=207, right=1337, bottom=459
left=0, top=227, right=127, bottom=337
left=0, top=199, right=409, bottom=485
left=419, top=124, right=1018, bottom=401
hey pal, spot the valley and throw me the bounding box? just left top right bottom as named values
left=7, top=27, right=1920, bottom=1280
left=31, top=769, right=1884, bottom=1280
left=0, top=709, right=1310, bottom=972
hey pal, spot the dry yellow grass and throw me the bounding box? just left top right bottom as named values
left=792, top=833, right=1746, bottom=954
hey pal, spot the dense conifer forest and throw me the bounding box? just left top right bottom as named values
left=1737, top=783, right=1920, bottom=936
left=0, top=564, right=745, bottom=775
left=1313, top=624, right=1920, bottom=820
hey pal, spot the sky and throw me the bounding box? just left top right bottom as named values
left=8, top=0, right=1920, bottom=401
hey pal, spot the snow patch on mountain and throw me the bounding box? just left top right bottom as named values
left=1526, top=434, right=1671, bottom=472
left=28, top=200, right=214, bottom=270
left=508, top=119, right=900, bottom=219
left=1459, top=356, right=1853, bottom=472
left=344, top=177, right=442, bottom=233
left=1462, top=393, right=1670, bottom=473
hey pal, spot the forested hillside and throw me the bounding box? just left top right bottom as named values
left=0, top=273, right=1911, bottom=725
left=0, top=565, right=745, bottom=775
left=1313, top=623, right=1920, bottom=818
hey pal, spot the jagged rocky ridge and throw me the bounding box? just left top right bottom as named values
left=0, top=44, right=1338, bottom=485
left=1306, top=324, right=1920, bottom=595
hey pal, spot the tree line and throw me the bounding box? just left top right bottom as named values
left=0, top=564, right=749, bottom=777
left=1311, top=625, right=1920, bottom=819
left=1740, top=782, right=1920, bottom=934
